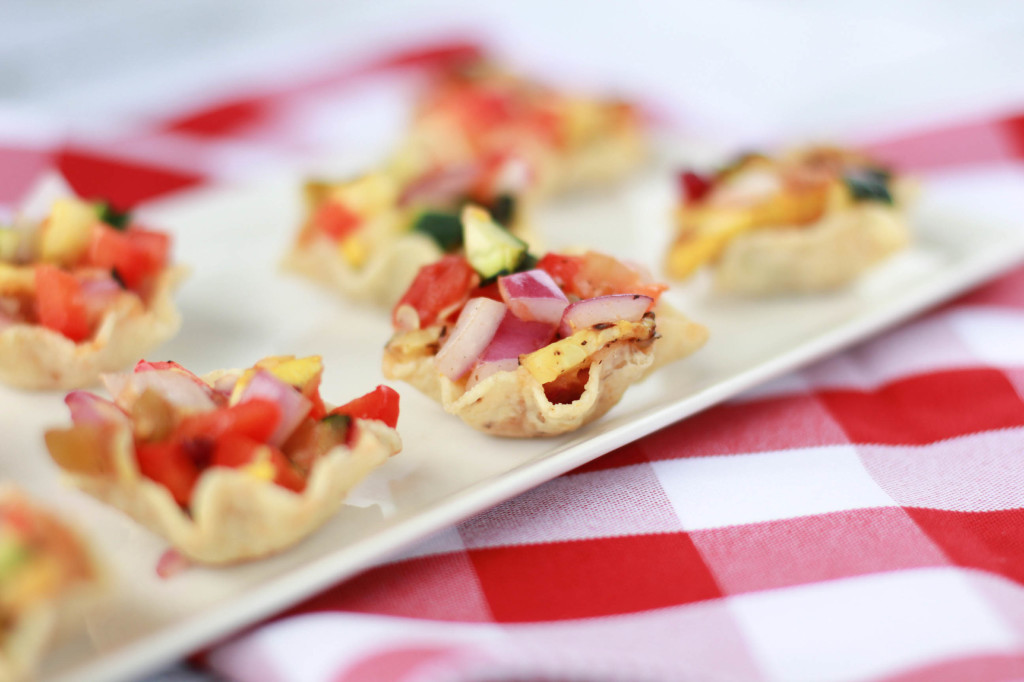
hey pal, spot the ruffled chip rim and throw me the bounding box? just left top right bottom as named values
left=0, top=265, right=187, bottom=391
left=0, top=486, right=101, bottom=682
left=383, top=301, right=706, bottom=437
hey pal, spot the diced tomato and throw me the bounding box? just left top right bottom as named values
left=456, top=88, right=515, bottom=139
left=175, top=399, right=281, bottom=444
left=393, top=255, right=478, bottom=329
left=575, top=252, right=666, bottom=304
left=468, top=280, right=503, bottom=302
left=35, top=265, right=90, bottom=342
left=536, top=253, right=583, bottom=293
left=87, top=225, right=170, bottom=290
left=312, top=201, right=362, bottom=241
left=136, top=441, right=199, bottom=506
left=307, top=391, right=327, bottom=421
left=211, top=435, right=306, bottom=493
left=678, top=170, right=713, bottom=204
left=329, top=385, right=400, bottom=429
left=524, top=104, right=564, bottom=149
left=135, top=359, right=184, bottom=373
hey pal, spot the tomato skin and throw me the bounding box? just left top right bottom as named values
left=536, top=254, right=583, bottom=293
left=312, top=201, right=362, bottom=241
left=136, top=441, right=199, bottom=506
left=330, top=385, right=400, bottom=428
left=35, top=265, right=90, bottom=342
left=678, top=170, right=713, bottom=204
left=393, top=255, right=478, bottom=329
left=307, top=392, right=327, bottom=421
left=212, top=435, right=306, bottom=493
left=87, top=225, right=170, bottom=290
left=176, top=399, right=281, bottom=443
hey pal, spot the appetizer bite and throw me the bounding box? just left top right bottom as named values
left=1, top=487, right=100, bottom=682
left=668, top=146, right=912, bottom=295
left=45, top=356, right=402, bottom=564
left=383, top=207, right=707, bottom=437
left=0, top=195, right=184, bottom=390
left=392, top=61, right=648, bottom=197
left=284, top=156, right=534, bottom=306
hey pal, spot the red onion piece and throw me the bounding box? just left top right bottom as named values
left=492, top=156, right=532, bottom=193
left=393, top=303, right=420, bottom=332
left=156, top=549, right=190, bottom=580
left=558, top=294, right=653, bottom=337
left=134, top=360, right=212, bottom=393
left=498, top=269, right=569, bottom=324
left=466, top=357, right=519, bottom=390
left=399, top=163, right=480, bottom=207
left=102, top=370, right=217, bottom=412
left=236, top=370, right=311, bottom=447
left=434, top=297, right=507, bottom=381
left=712, top=168, right=781, bottom=205
left=481, top=310, right=556, bottom=362
left=79, top=273, right=123, bottom=323
left=211, top=373, right=239, bottom=398
left=65, top=390, right=129, bottom=427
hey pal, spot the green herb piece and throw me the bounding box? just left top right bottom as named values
left=94, top=201, right=131, bottom=231
left=110, top=268, right=127, bottom=289
left=844, top=167, right=893, bottom=204
left=321, top=413, right=351, bottom=434
left=488, top=194, right=517, bottom=227
left=412, top=211, right=464, bottom=252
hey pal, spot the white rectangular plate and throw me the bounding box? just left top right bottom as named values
left=6, top=159, right=1024, bottom=682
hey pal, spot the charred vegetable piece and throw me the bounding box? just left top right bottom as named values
left=844, top=167, right=893, bottom=204
left=412, top=210, right=464, bottom=251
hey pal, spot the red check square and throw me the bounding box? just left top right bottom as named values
left=577, top=394, right=848, bottom=475
left=906, top=507, right=1024, bottom=586
left=820, top=369, right=1024, bottom=445
left=469, top=533, right=722, bottom=622
left=57, top=146, right=204, bottom=209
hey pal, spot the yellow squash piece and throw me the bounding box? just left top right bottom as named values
left=0, top=264, right=35, bottom=295
left=520, top=319, right=652, bottom=384
left=230, top=355, right=324, bottom=404
left=39, top=198, right=96, bottom=265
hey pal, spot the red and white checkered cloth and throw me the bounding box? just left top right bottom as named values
left=6, top=40, right=1024, bottom=682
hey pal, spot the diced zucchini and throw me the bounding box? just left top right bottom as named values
left=844, top=168, right=893, bottom=204
left=412, top=210, right=463, bottom=251
left=321, top=413, right=351, bottom=431
left=321, top=413, right=351, bottom=444
left=0, top=536, right=29, bottom=580
left=462, top=205, right=528, bottom=279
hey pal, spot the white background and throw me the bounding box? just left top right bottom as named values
left=3, top=0, right=1024, bottom=147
